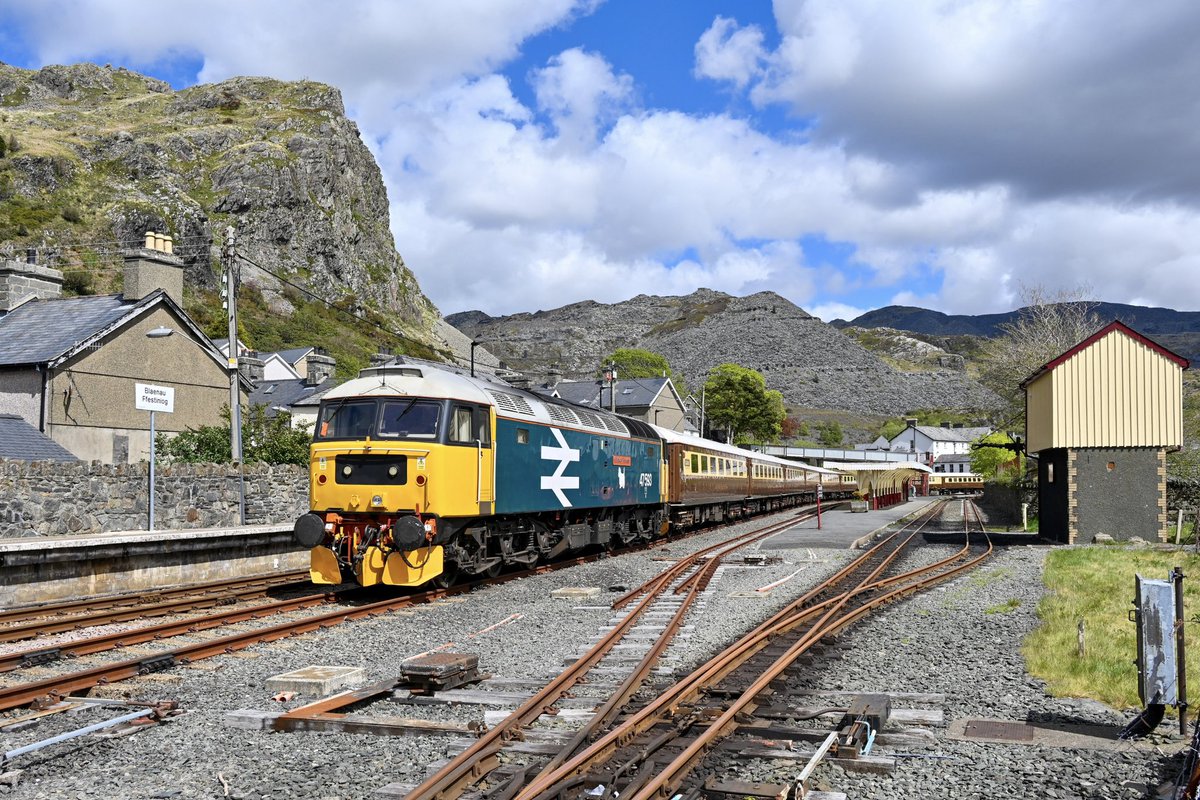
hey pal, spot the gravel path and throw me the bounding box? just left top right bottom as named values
left=0, top=510, right=1184, bottom=799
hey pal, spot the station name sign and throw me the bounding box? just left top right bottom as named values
left=135, top=383, right=175, bottom=413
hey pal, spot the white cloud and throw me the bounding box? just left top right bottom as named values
left=694, top=16, right=766, bottom=89
left=532, top=48, right=633, bottom=150
left=747, top=0, right=1200, bottom=202
left=809, top=301, right=869, bottom=323
left=6, top=0, right=1200, bottom=322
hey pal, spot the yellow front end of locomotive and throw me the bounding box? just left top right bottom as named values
left=305, top=437, right=492, bottom=587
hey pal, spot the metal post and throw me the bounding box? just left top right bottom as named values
left=224, top=226, right=245, bottom=525
left=1175, top=566, right=1188, bottom=734
left=470, top=340, right=478, bottom=378
left=148, top=409, right=155, bottom=532
left=608, top=364, right=617, bottom=413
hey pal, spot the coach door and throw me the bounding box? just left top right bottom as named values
left=451, top=403, right=494, bottom=514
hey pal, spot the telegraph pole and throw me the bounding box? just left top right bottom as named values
left=222, top=226, right=245, bottom=524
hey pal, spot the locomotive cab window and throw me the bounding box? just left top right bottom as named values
left=317, top=399, right=376, bottom=440
left=449, top=405, right=489, bottom=445
left=379, top=399, right=441, bottom=439
left=516, top=428, right=529, bottom=444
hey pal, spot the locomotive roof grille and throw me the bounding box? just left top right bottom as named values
left=602, top=415, right=629, bottom=435
left=546, top=404, right=581, bottom=426
left=575, top=408, right=606, bottom=429
left=487, top=390, right=535, bottom=416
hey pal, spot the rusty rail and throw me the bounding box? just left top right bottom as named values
left=399, top=512, right=816, bottom=800
left=509, top=500, right=992, bottom=800
left=0, top=570, right=310, bottom=628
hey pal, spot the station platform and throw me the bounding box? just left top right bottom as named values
left=763, top=497, right=939, bottom=550
left=0, top=523, right=303, bottom=607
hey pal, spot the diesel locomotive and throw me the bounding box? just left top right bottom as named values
left=292, top=361, right=844, bottom=587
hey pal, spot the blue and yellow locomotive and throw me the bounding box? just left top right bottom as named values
left=292, top=363, right=665, bottom=587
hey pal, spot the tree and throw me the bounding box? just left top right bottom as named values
left=980, top=284, right=1100, bottom=416
left=816, top=421, right=844, bottom=447
left=156, top=404, right=312, bottom=467
left=781, top=417, right=809, bottom=440
left=599, top=348, right=674, bottom=380
left=970, top=431, right=1025, bottom=483
left=703, top=363, right=785, bottom=443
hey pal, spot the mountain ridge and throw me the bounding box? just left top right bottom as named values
left=447, top=289, right=1002, bottom=416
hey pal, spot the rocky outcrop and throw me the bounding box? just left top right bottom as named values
left=448, top=289, right=1002, bottom=415
left=0, top=61, right=439, bottom=347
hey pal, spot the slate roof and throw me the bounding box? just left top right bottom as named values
left=552, top=378, right=670, bottom=410
left=249, top=378, right=332, bottom=415
left=275, top=347, right=314, bottom=366
left=899, top=425, right=992, bottom=444
left=0, top=294, right=143, bottom=366
left=0, top=414, right=78, bottom=461
left=916, top=424, right=993, bottom=443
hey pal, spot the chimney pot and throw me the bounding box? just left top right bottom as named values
left=145, top=231, right=155, bottom=249
left=163, top=235, right=173, bottom=255
left=25, top=248, right=35, bottom=264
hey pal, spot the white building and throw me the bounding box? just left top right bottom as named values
left=886, top=419, right=991, bottom=465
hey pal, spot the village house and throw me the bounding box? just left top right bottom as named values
left=0, top=234, right=247, bottom=464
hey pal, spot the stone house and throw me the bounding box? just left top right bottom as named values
left=1023, top=320, right=1188, bottom=543
left=0, top=236, right=247, bottom=464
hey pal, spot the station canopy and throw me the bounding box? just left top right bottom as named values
left=822, top=461, right=932, bottom=496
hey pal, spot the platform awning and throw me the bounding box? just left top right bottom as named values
left=824, top=461, right=931, bottom=495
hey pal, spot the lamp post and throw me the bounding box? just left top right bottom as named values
left=147, top=325, right=245, bottom=525
left=684, top=387, right=705, bottom=436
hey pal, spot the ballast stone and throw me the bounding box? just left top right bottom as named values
left=265, top=665, right=365, bottom=695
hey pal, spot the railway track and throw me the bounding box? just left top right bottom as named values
left=392, top=499, right=991, bottom=800
left=0, top=570, right=311, bottom=629
left=0, top=506, right=828, bottom=715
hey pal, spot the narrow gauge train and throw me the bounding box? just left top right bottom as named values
left=292, top=362, right=842, bottom=588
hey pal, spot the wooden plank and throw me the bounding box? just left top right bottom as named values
left=0, top=702, right=80, bottom=731
left=730, top=744, right=895, bottom=773
left=787, top=689, right=946, bottom=704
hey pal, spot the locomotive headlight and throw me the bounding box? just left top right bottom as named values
left=371, top=495, right=384, bottom=507
left=388, top=465, right=399, bottom=478
left=342, top=465, right=353, bottom=477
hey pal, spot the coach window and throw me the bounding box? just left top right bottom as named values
left=690, top=453, right=699, bottom=474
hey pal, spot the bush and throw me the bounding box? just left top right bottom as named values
left=61, top=206, right=82, bottom=223
left=156, top=404, right=312, bottom=466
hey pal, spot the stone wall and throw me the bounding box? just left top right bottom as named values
left=0, top=458, right=307, bottom=537
left=1072, top=447, right=1167, bottom=543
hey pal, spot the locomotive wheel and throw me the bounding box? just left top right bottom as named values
left=482, top=561, right=503, bottom=579
left=433, top=561, right=459, bottom=589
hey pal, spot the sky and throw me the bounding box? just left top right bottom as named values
left=2, top=0, right=1199, bottom=321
